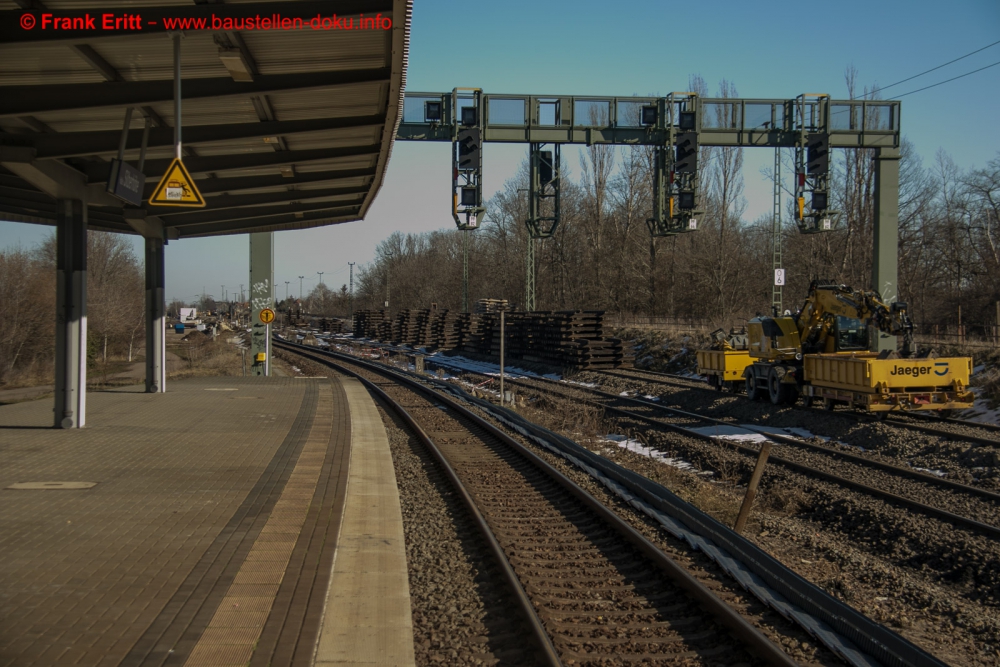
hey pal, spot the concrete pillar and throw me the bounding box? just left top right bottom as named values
left=54, top=200, right=87, bottom=429
left=145, top=237, right=166, bottom=393
left=872, top=146, right=900, bottom=352
left=249, top=232, right=273, bottom=376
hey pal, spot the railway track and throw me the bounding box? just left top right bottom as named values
left=276, top=342, right=796, bottom=666
left=457, top=370, right=1000, bottom=540
left=597, top=367, right=1000, bottom=449
left=277, top=339, right=954, bottom=667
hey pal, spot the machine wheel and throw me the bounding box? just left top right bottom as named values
left=822, top=397, right=835, bottom=411
left=768, top=368, right=789, bottom=405
left=937, top=409, right=954, bottom=419
left=803, top=396, right=815, bottom=408
left=745, top=371, right=761, bottom=401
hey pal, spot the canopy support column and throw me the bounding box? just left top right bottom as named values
left=145, top=237, right=166, bottom=393
left=54, top=199, right=88, bottom=429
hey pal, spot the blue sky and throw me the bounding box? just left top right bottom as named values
left=2, top=0, right=998, bottom=303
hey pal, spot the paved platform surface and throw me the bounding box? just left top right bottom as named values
left=0, top=375, right=414, bottom=667
left=315, top=378, right=414, bottom=667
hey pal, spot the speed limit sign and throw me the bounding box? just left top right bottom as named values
left=774, top=269, right=786, bottom=286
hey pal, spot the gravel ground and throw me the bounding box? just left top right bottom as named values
left=506, top=376, right=1000, bottom=529
left=381, top=404, right=540, bottom=666
left=581, top=370, right=1000, bottom=491
left=277, top=349, right=538, bottom=666
left=498, top=389, right=1000, bottom=667
left=290, top=351, right=841, bottom=664
left=280, top=347, right=999, bottom=665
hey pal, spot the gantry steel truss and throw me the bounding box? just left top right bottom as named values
left=396, top=91, right=902, bottom=349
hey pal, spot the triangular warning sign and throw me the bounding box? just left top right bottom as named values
left=149, top=158, right=205, bottom=207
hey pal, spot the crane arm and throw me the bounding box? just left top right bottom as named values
left=795, top=282, right=914, bottom=356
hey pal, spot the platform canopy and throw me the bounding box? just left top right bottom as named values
left=0, top=0, right=410, bottom=238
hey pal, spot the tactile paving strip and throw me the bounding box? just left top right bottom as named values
left=183, top=383, right=336, bottom=667
left=117, top=381, right=319, bottom=667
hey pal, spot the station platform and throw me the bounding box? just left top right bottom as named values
left=0, top=376, right=414, bottom=667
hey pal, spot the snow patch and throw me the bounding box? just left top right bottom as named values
left=958, top=387, right=1000, bottom=426
left=745, top=425, right=851, bottom=448
left=602, top=435, right=707, bottom=474
left=910, top=465, right=948, bottom=478
left=687, top=424, right=769, bottom=443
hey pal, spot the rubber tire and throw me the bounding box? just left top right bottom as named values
left=745, top=371, right=761, bottom=401
left=768, top=368, right=788, bottom=405
left=803, top=396, right=815, bottom=408
left=937, top=409, right=953, bottom=419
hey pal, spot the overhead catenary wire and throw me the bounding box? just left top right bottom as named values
left=895, top=59, right=1000, bottom=97
left=828, top=57, right=1000, bottom=121
left=857, top=39, right=1000, bottom=99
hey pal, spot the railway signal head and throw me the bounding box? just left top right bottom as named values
left=641, top=105, right=657, bottom=126
left=675, top=132, right=698, bottom=173
left=461, top=186, right=479, bottom=207
left=678, top=190, right=696, bottom=210
left=679, top=111, right=696, bottom=131
left=812, top=190, right=828, bottom=211
left=807, top=133, right=829, bottom=174
left=539, top=150, right=554, bottom=185
left=457, top=128, right=481, bottom=171
left=424, top=101, right=442, bottom=122
left=461, top=106, right=477, bottom=127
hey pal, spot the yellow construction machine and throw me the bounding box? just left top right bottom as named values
left=739, top=281, right=973, bottom=414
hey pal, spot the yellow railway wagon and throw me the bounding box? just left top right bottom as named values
left=696, top=349, right=753, bottom=391
left=803, top=353, right=974, bottom=412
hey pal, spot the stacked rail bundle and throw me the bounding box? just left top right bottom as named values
left=317, top=318, right=343, bottom=334
left=376, top=319, right=393, bottom=341
left=417, top=310, right=437, bottom=347
left=442, top=311, right=471, bottom=349
left=352, top=310, right=385, bottom=339
left=358, top=306, right=623, bottom=369
left=474, top=298, right=509, bottom=314
left=429, top=310, right=462, bottom=349
left=453, top=313, right=479, bottom=352
left=539, top=311, right=621, bottom=369
left=479, top=310, right=625, bottom=370
left=463, top=313, right=491, bottom=354
left=394, top=309, right=426, bottom=345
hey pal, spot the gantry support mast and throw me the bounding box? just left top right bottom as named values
left=772, top=147, right=783, bottom=314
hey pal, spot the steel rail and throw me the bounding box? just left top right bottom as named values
left=334, top=361, right=563, bottom=667
left=599, top=368, right=1000, bottom=448
left=897, top=410, right=1000, bottom=433
left=278, top=339, right=951, bottom=667
left=276, top=341, right=803, bottom=667
left=489, top=374, right=1000, bottom=540
left=529, top=374, right=1000, bottom=502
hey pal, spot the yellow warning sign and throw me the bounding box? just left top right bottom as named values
left=149, top=158, right=205, bottom=207
left=259, top=308, right=275, bottom=324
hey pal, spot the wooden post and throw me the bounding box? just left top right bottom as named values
left=958, top=305, right=963, bottom=345
left=995, top=301, right=999, bottom=347
left=734, top=442, right=773, bottom=534
left=499, top=310, right=505, bottom=406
